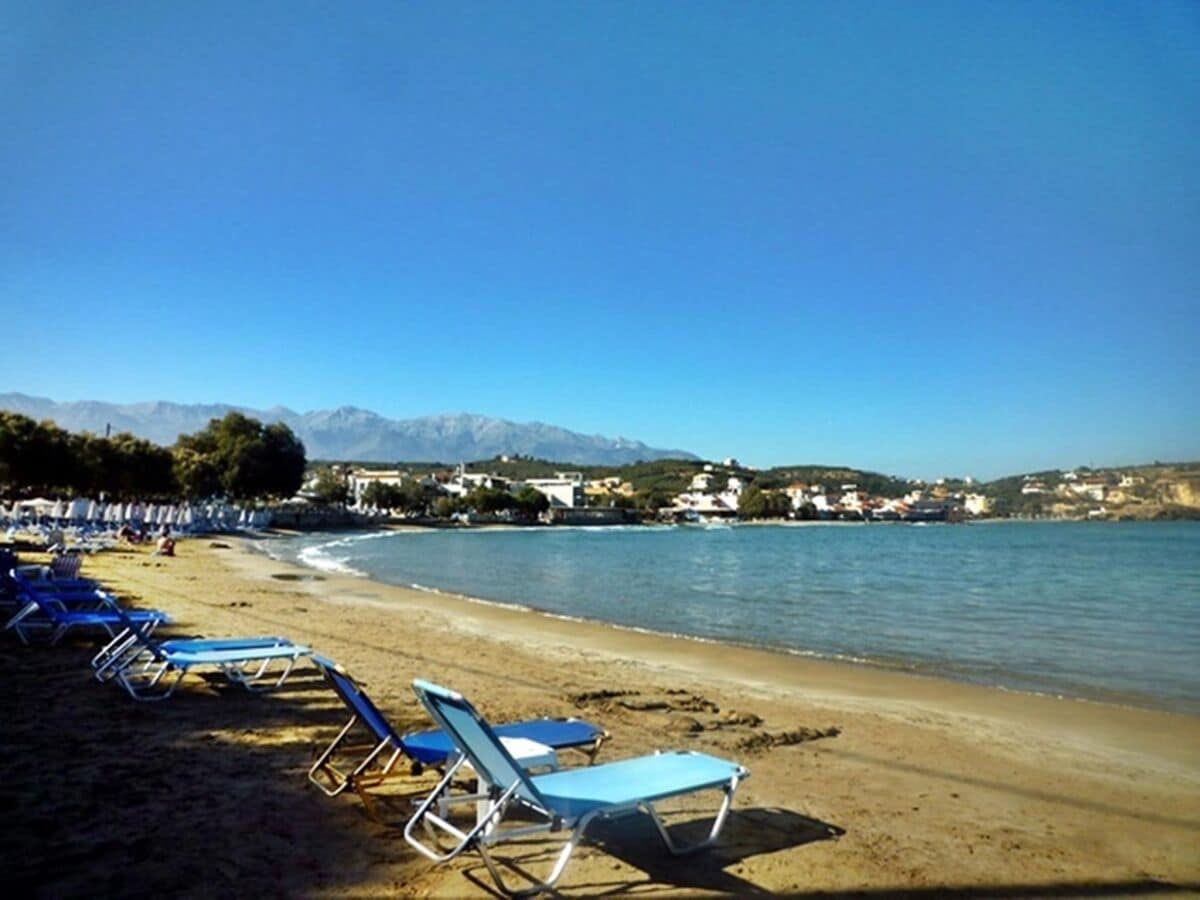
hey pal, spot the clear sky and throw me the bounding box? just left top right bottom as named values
left=2, top=1, right=1197, bottom=479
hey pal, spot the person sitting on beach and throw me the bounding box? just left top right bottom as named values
left=155, top=534, right=175, bottom=557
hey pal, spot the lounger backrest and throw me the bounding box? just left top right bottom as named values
left=98, top=593, right=168, bottom=662
left=412, top=679, right=547, bottom=810
left=314, top=657, right=404, bottom=745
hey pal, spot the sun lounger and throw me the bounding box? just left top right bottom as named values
left=98, top=596, right=311, bottom=701
left=1, top=570, right=103, bottom=611
left=4, top=587, right=170, bottom=646
left=308, top=657, right=607, bottom=817
left=405, top=679, right=748, bottom=896
left=92, top=629, right=298, bottom=682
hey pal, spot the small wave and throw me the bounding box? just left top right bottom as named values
left=296, top=545, right=367, bottom=577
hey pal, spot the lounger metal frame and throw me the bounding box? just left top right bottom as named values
left=308, top=659, right=607, bottom=822
left=4, top=589, right=166, bottom=646
left=98, top=597, right=310, bottom=701
left=404, top=680, right=747, bottom=897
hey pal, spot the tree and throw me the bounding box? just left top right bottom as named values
left=465, top=486, right=515, bottom=514
left=738, top=486, right=790, bottom=519
left=105, top=433, right=176, bottom=498
left=173, top=447, right=222, bottom=500
left=433, top=495, right=461, bottom=518
left=0, top=412, right=76, bottom=496
left=174, top=413, right=306, bottom=500
left=393, top=480, right=430, bottom=515
left=513, top=486, right=549, bottom=518
left=310, top=468, right=348, bottom=505
left=361, top=481, right=402, bottom=509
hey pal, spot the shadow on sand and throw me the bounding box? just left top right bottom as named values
left=459, top=805, right=843, bottom=897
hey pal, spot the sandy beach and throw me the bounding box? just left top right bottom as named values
left=4, top=536, right=1199, bottom=898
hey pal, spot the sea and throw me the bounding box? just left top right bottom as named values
left=262, top=520, right=1200, bottom=714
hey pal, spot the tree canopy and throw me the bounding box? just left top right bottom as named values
left=0, top=409, right=306, bottom=501
left=174, top=413, right=306, bottom=500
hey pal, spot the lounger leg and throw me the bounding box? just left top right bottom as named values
left=4, top=601, right=39, bottom=644
left=476, top=812, right=596, bottom=897
left=308, top=714, right=362, bottom=795
left=643, top=774, right=741, bottom=855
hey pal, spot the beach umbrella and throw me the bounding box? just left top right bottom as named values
left=50, top=499, right=65, bottom=522
left=85, top=500, right=100, bottom=522
left=67, top=498, right=88, bottom=522
left=180, top=506, right=194, bottom=527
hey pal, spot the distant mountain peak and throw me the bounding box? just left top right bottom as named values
left=0, top=393, right=697, bottom=466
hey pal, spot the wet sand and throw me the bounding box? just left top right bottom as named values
left=3, top=537, right=1198, bottom=897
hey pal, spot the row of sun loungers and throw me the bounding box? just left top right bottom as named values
left=1, top=555, right=749, bottom=896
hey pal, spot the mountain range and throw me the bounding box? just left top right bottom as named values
left=0, top=393, right=697, bottom=466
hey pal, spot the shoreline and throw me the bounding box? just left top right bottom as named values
left=236, top=535, right=1200, bottom=777
left=255, top=525, right=1200, bottom=719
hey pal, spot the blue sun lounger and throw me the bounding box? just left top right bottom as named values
left=2, top=570, right=109, bottom=613
left=309, top=657, right=607, bottom=817
left=92, top=628, right=299, bottom=682
left=405, top=680, right=748, bottom=896
left=4, top=587, right=170, bottom=646
left=98, top=597, right=312, bottom=701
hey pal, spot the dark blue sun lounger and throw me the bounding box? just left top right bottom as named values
left=4, top=587, right=170, bottom=646
left=308, top=657, right=607, bottom=815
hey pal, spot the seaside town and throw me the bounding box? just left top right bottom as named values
left=320, top=457, right=1200, bottom=527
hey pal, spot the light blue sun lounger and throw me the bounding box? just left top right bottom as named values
left=405, top=679, right=748, bottom=896
left=4, top=587, right=170, bottom=646
left=98, top=596, right=312, bottom=701
left=308, top=657, right=607, bottom=812
left=92, top=627, right=298, bottom=682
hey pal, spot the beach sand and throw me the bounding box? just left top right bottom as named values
left=3, top=537, right=1198, bottom=897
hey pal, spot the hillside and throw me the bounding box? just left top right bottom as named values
left=982, top=462, right=1200, bottom=520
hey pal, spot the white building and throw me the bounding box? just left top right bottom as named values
left=963, top=493, right=991, bottom=516
left=442, top=464, right=509, bottom=498
left=347, top=469, right=407, bottom=507
left=690, top=472, right=714, bottom=491
left=522, top=472, right=585, bottom=508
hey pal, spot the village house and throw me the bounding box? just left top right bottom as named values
left=520, top=472, right=585, bottom=508
left=963, top=493, right=991, bottom=516
left=347, top=468, right=407, bottom=507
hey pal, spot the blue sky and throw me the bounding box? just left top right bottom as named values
left=2, top=1, right=1197, bottom=479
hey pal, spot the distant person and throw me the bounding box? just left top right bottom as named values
left=155, top=534, right=175, bottom=557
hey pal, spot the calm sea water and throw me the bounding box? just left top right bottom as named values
left=265, top=521, right=1200, bottom=713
